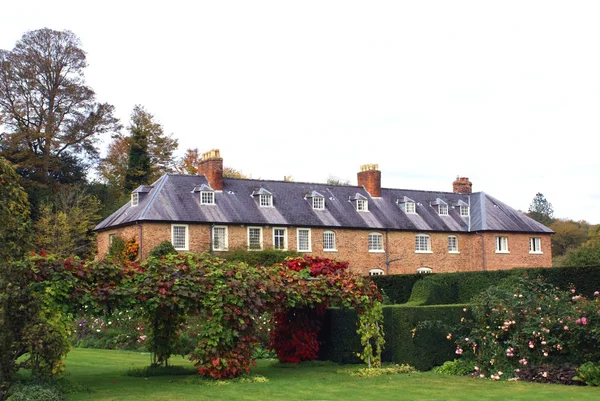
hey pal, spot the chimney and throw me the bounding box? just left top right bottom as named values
left=198, top=149, right=223, bottom=190
left=453, top=176, right=472, bottom=194
left=357, top=164, right=381, bottom=197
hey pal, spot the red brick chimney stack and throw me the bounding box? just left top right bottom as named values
left=357, top=164, right=381, bottom=197
left=198, top=149, right=223, bottom=190
left=453, top=176, right=472, bottom=194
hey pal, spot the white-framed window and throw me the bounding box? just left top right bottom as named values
left=248, top=227, right=263, bottom=250
left=448, top=236, right=459, bottom=253
left=529, top=237, right=542, bottom=254
left=201, top=191, right=215, bottom=205
left=416, top=267, right=433, bottom=274
left=313, top=196, right=325, bottom=210
left=323, top=231, right=336, bottom=251
left=171, top=224, right=188, bottom=250
left=439, top=204, right=449, bottom=216
left=356, top=199, right=368, bottom=212
left=273, top=227, right=287, bottom=250
left=260, top=194, right=273, bottom=207
left=495, top=236, right=509, bottom=253
left=460, top=205, right=469, bottom=216
left=415, top=234, right=432, bottom=252
left=108, top=234, right=116, bottom=245
left=368, top=233, right=384, bottom=252
left=369, top=268, right=385, bottom=276
left=212, top=226, right=228, bottom=251
left=297, top=228, right=312, bottom=252
left=131, top=192, right=139, bottom=207
left=403, top=201, right=416, bottom=214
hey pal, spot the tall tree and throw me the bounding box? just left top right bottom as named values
left=0, top=28, right=120, bottom=187
left=117, top=105, right=177, bottom=192
left=175, top=147, right=201, bottom=175
left=326, top=175, right=350, bottom=186
left=527, top=192, right=554, bottom=226
left=549, top=219, right=590, bottom=257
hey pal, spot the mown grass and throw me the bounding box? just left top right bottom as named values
left=60, top=349, right=598, bottom=401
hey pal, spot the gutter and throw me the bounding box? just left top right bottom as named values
left=137, top=222, right=144, bottom=261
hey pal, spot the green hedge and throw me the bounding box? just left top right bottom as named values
left=369, top=274, right=424, bottom=304
left=319, top=304, right=467, bottom=371
left=220, top=249, right=300, bottom=266
left=373, top=266, right=600, bottom=306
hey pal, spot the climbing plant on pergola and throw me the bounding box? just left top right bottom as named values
left=134, top=253, right=385, bottom=379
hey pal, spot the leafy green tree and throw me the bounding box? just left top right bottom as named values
left=527, top=192, right=555, bottom=226
left=120, top=105, right=177, bottom=192
left=0, top=157, right=31, bottom=262
left=561, top=242, right=600, bottom=267
left=33, top=187, right=101, bottom=258
left=549, top=219, right=590, bottom=257
left=0, top=28, right=120, bottom=188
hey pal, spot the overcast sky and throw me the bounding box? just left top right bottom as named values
left=2, top=1, right=599, bottom=223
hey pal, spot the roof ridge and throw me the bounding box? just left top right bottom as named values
left=140, top=174, right=169, bottom=219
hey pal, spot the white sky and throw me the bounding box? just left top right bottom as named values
left=2, top=1, right=599, bottom=223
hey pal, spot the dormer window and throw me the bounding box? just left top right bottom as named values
left=432, top=198, right=448, bottom=216
left=350, top=193, right=368, bottom=212
left=313, top=196, right=324, bottom=210
left=460, top=205, right=469, bottom=216
left=252, top=188, right=273, bottom=207
left=201, top=191, right=214, bottom=205
left=398, top=196, right=416, bottom=214
left=439, top=204, right=448, bottom=215
left=356, top=199, right=368, bottom=211
left=131, top=192, right=139, bottom=207
left=260, top=194, right=273, bottom=207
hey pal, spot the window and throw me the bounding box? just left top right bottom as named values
left=438, top=204, right=449, bottom=216
left=448, top=236, right=459, bottom=253
left=460, top=205, right=469, bottom=216
left=108, top=234, right=115, bottom=245
left=530, top=237, right=542, bottom=253
left=212, top=226, right=228, bottom=251
left=403, top=202, right=416, bottom=214
left=297, top=228, right=312, bottom=252
left=323, top=231, right=336, bottom=251
left=248, top=227, right=263, bottom=250
left=416, top=267, right=433, bottom=274
left=260, top=194, right=273, bottom=207
left=495, top=236, right=509, bottom=253
left=415, top=234, right=431, bottom=252
left=201, top=191, right=215, bottom=205
left=356, top=199, right=368, bottom=212
left=369, top=268, right=385, bottom=276
left=171, top=224, right=188, bottom=250
left=368, top=233, right=384, bottom=252
left=131, top=192, right=139, bottom=207
left=313, top=196, right=324, bottom=210
left=273, top=228, right=287, bottom=250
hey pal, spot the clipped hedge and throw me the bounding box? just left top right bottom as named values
left=319, top=304, right=467, bottom=371
left=369, top=274, right=424, bottom=304
left=220, top=249, right=300, bottom=267
left=373, top=265, right=600, bottom=306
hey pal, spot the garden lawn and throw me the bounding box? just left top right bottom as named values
left=63, top=349, right=597, bottom=401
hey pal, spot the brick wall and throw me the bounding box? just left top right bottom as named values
left=97, top=223, right=552, bottom=274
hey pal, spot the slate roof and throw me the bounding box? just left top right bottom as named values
left=94, top=174, right=553, bottom=234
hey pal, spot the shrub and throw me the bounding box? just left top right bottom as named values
left=107, top=236, right=125, bottom=262
left=369, top=274, right=424, bottom=304
left=432, top=359, right=475, bottom=375
left=221, top=248, right=300, bottom=267
left=7, top=383, right=64, bottom=401
left=517, top=363, right=581, bottom=385
left=449, top=276, right=600, bottom=380
left=574, top=361, right=600, bottom=386
left=148, top=241, right=178, bottom=258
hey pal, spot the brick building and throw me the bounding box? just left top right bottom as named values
left=95, top=149, right=553, bottom=275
